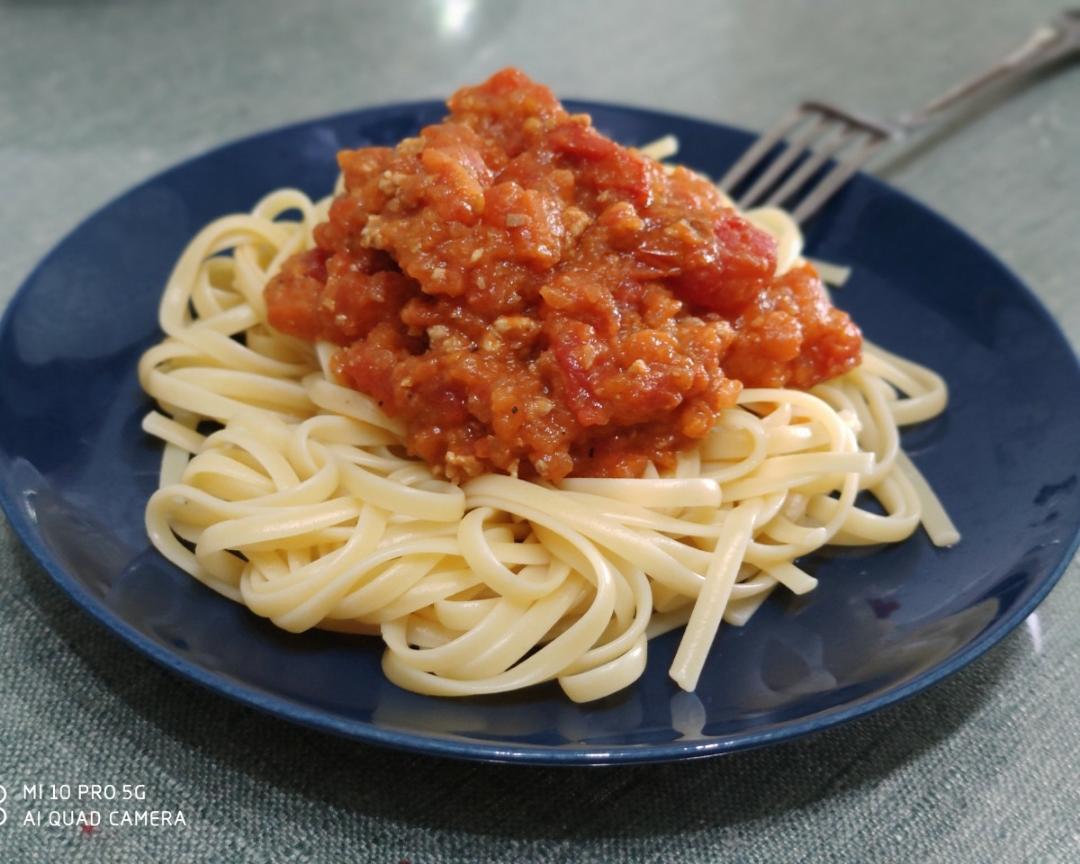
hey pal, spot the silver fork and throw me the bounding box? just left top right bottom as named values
left=719, top=9, right=1080, bottom=223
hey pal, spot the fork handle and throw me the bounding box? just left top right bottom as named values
left=898, top=9, right=1080, bottom=129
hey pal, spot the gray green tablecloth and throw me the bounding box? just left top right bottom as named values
left=2, top=1, right=1078, bottom=861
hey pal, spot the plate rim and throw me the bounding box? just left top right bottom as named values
left=2, top=98, right=1079, bottom=765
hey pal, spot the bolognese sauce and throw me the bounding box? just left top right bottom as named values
left=265, top=69, right=861, bottom=481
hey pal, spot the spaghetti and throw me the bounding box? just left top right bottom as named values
left=138, top=178, right=956, bottom=702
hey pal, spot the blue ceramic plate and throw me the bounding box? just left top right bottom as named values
left=2, top=101, right=1079, bottom=765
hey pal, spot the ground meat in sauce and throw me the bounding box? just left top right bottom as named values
left=265, top=68, right=862, bottom=482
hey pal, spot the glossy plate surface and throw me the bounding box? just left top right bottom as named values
left=2, top=101, right=1078, bottom=764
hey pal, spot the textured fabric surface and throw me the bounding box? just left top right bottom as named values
left=1, top=1, right=1078, bottom=861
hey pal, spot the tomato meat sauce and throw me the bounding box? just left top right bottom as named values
left=265, top=69, right=861, bottom=482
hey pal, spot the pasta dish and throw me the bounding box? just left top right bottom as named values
left=138, top=69, right=958, bottom=702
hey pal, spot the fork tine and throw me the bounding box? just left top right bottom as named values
left=736, top=114, right=831, bottom=209
left=790, top=133, right=888, bottom=223
left=763, top=124, right=860, bottom=209
left=718, top=106, right=808, bottom=193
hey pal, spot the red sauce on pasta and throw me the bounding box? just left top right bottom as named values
left=266, top=69, right=861, bottom=481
